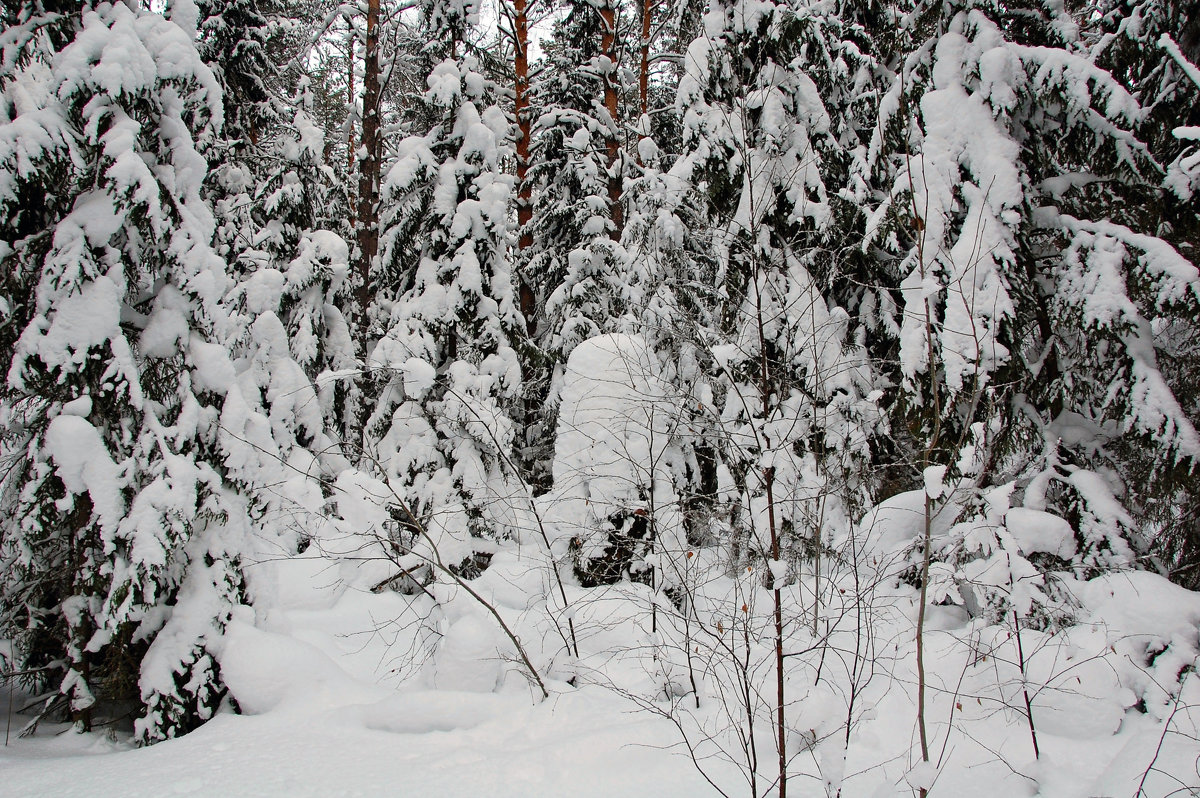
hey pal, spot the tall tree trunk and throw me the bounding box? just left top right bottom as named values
left=599, top=0, right=622, bottom=238
left=636, top=0, right=652, bottom=166
left=66, top=493, right=95, bottom=732
left=347, top=27, right=356, bottom=175
left=355, top=0, right=381, bottom=358
left=345, top=27, right=357, bottom=244
left=514, top=0, right=536, bottom=332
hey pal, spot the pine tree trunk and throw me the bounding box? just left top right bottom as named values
left=347, top=28, right=356, bottom=175
left=636, top=0, right=652, bottom=166
left=514, top=0, right=536, bottom=332
left=599, top=0, right=622, bottom=238
left=355, top=0, right=381, bottom=356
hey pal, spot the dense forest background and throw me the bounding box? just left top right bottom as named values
left=3, top=0, right=1200, bottom=794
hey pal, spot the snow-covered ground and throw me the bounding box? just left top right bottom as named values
left=4, top=336, right=1199, bottom=797
left=4, top=549, right=1198, bottom=797
left=0, top=687, right=715, bottom=798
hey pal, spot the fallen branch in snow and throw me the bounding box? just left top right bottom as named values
left=215, top=420, right=552, bottom=699
left=446, top=385, right=580, bottom=658
left=356, top=448, right=552, bottom=701
left=369, top=564, right=438, bottom=603
left=405, top=549, right=550, bottom=700
left=1134, top=656, right=1200, bottom=798
left=609, top=684, right=738, bottom=798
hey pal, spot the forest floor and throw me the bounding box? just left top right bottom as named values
left=3, top=549, right=1200, bottom=797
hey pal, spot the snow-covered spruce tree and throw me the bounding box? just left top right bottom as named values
left=194, top=0, right=357, bottom=445
left=652, top=4, right=887, bottom=792
left=187, top=0, right=354, bottom=685
left=1089, top=0, right=1200, bottom=212
left=195, top=0, right=347, bottom=331
left=0, top=0, right=247, bottom=739
left=366, top=0, right=524, bottom=582
left=217, top=229, right=350, bottom=573
left=515, top=0, right=640, bottom=481
left=593, top=0, right=757, bottom=569
left=522, top=0, right=637, bottom=355
left=215, top=92, right=357, bottom=442
left=625, top=0, right=890, bottom=553
left=1087, top=0, right=1200, bottom=586
left=672, top=0, right=884, bottom=580
left=0, top=1, right=82, bottom=381
left=0, top=0, right=341, bottom=743
left=199, top=0, right=286, bottom=265
left=863, top=0, right=1200, bottom=621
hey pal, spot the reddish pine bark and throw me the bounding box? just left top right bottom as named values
left=599, top=0, right=622, bottom=238
left=514, top=0, right=536, bottom=331
left=636, top=0, right=652, bottom=166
